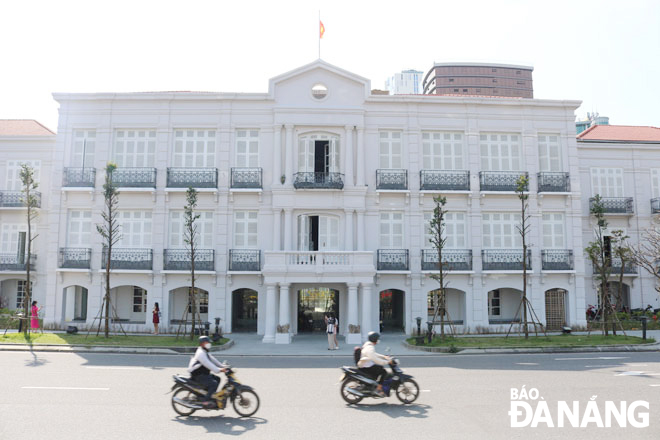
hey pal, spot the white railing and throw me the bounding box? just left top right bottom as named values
left=263, top=251, right=374, bottom=273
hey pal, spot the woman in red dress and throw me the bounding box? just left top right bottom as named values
left=152, top=302, right=160, bottom=335
left=30, top=300, right=41, bottom=330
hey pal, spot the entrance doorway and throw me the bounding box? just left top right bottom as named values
left=297, top=287, right=338, bottom=332
left=232, top=289, right=258, bottom=332
left=380, top=289, right=404, bottom=332
left=545, top=288, right=567, bottom=330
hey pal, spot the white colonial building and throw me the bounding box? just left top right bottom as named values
left=11, top=60, right=649, bottom=343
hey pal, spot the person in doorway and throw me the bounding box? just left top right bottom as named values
left=152, top=302, right=161, bottom=335
left=30, top=301, right=41, bottom=330
left=187, top=336, right=227, bottom=408
left=325, top=313, right=337, bottom=350
left=333, top=315, right=339, bottom=350
left=357, top=332, right=392, bottom=397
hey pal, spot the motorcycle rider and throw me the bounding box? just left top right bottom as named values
left=357, top=331, right=392, bottom=397
left=187, top=336, right=226, bottom=407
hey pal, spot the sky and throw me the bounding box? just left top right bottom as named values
left=1, top=0, right=659, bottom=133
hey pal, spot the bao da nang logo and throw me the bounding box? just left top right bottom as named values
left=509, top=387, right=649, bottom=428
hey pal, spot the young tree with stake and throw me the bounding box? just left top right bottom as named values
left=19, top=164, right=39, bottom=335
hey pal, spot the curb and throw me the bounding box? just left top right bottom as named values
left=0, top=339, right=235, bottom=355
left=402, top=340, right=660, bottom=355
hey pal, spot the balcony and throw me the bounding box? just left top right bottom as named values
left=589, top=197, right=634, bottom=214
left=593, top=257, right=637, bottom=275
left=63, top=168, right=96, bottom=187
left=376, top=169, right=408, bottom=190
left=163, top=249, right=215, bottom=271
left=651, top=198, right=660, bottom=214
left=421, top=249, right=472, bottom=271
left=538, top=172, right=570, bottom=193
left=0, top=254, right=36, bottom=271
left=262, top=251, right=375, bottom=276
left=228, top=249, right=261, bottom=271
left=0, top=190, right=42, bottom=208
left=230, top=168, right=263, bottom=189
left=420, top=170, right=470, bottom=191
left=293, top=172, right=344, bottom=189
left=102, top=248, right=153, bottom=270
left=377, top=249, right=409, bottom=271
left=59, top=248, right=91, bottom=269
left=541, top=250, right=574, bottom=271
left=167, top=168, right=217, bottom=189
left=482, top=249, right=532, bottom=271
left=479, top=171, right=528, bottom=192
left=112, top=168, right=157, bottom=188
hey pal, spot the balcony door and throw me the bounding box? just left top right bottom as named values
left=298, top=134, right=339, bottom=174
left=298, top=215, right=339, bottom=251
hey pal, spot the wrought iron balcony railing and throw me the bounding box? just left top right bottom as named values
left=111, top=168, right=157, bottom=188
left=482, top=249, right=532, bottom=271
left=0, top=190, right=42, bottom=208
left=229, top=249, right=261, bottom=271
left=592, top=257, right=637, bottom=275
left=421, top=249, right=472, bottom=271
left=167, top=168, right=217, bottom=188
left=538, top=172, right=570, bottom=193
left=541, top=250, right=573, bottom=271
left=420, top=170, right=470, bottom=191
left=230, top=168, right=263, bottom=189
left=376, top=169, right=408, bottom=190
left=589, top=197, right=634, bottom=214
left=163, top=249, right=215, bottom=271
left=102, top=248, right=153, bottom=270
left=0, top=254, right=36, bottom=271
left=63, top=168, right=96, bottom=187
left=293, top=172, right=344, bottom=189
left=59, top=248, right=91, bottom=269
left=651, top=198, right=660, bottom=214
left=479, top=171, right=528, bottom=192
left=377, top=249, right=409, bottom=271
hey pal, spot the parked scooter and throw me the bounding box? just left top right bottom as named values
left=339, top=355, right=419, bottom=404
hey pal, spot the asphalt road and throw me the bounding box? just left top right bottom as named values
left=1, top=351, right=659, bottom=440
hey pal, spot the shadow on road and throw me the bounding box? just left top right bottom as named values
left=24, top=348, right=49, bottom=367
left=347, top=402, right=431, bottom=419
left=172, top=415, right=267, bottom=435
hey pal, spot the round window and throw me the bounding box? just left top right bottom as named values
left=311, top=83, right=328, bottom=100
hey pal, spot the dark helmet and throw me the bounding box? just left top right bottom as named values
left=367, top=331, right=380, bottom=343
left=199, top=336, right=211, bottom=345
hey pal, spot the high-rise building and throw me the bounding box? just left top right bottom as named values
left=423, top=62, right=534, bottom=98
left=385, top=69, right=423, bottom=94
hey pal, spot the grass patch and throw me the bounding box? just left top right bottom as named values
left=407, top=334, right=654, bottom=348
left=0, top=332, right=229, bottom=347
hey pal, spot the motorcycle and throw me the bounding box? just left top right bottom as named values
left=170, top=362, right=260, bottom=417
left=339, top=358, right=419, bottom=404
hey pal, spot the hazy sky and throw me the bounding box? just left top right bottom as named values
left=1, top=0, right=658, bottom=132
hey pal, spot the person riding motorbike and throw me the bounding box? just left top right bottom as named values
left=357, top=331, right=392, bottom=397
left=187, top=336, right=227, bottom=407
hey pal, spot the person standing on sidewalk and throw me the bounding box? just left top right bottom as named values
left=326, top=313, right=337, bottom=350
left=152, top=302, right=160, bottom=335
left=30, top=301, right=41, bottom=330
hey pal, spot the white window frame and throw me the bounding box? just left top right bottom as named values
left=233, top=211, right=258, bottom=249
left=542, top=213, right=565, bottom=249
left=297, top=133, right=339, bottom=173
left=16, top=280, right=28, bottom=309
left=380, top=212, right=404, bottom=248
left=113, top=130, right=156, bottom=168
left=651, top=169, right=660, bottom=198
left=482, top=213, right=522, bottom=248
left=235, top=130, right=259, bottom=167
left=488, top=290, right=501, bottom=317
left=422, top=132, right=464, bottom=170
left=71, top=130, right=96, bottom=168
left=118, top=211, right=152, bottom=248
left=379, top=131, right=403, bottom=169
left=6, top=160, right=41, bottom=191
left=132, top=286, right=147, bottom=313
left=424, top=212, right=466, bottom=249
left=590, top=168, right=624, bottom=197
left=479, top=133, right=522, bottom=171
left=538, top=134, right=562, bottom=172
left=173, top=129, right=216, bottom=168
left=0, top=224, right=27, bottom=254
left=169, top=211, right=214, bottom=249
left=67, top=211, right=92, bottom=247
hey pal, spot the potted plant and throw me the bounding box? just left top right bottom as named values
left=275, top=324, right=292, bottom=344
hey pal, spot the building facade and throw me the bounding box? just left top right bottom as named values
left=385, top=69, right=424, bottom=95
left=423, top=63, right=534, bottom=98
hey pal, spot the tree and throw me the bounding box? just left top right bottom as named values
left=184, top=187, right=201, bottom=340
left=630, top=227, right=660, bottom=298
left=19, top=164, right=39, bottom=335
left=96, top=163, right=120, bottom=338
left=610, top=229, right=632, bottom=313
left=428, top=195, right=451, bottom=340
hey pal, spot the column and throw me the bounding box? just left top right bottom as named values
left=262, top=283, right=277, bottom=343
left=346, top=283, right=361, bottom=344
left=361, top=283, right=373, bottom=340
left=356, top=210, right=365, bottom=251
left=356, top=126, right=365, bottom=186
left=272, top=125, right=282, bottom=186
left=284, top=209, right=293, bottom=251
left=272, top=209, right=281, bottom=250
left=344, top=125, right=354, bottom=188
left=279, top=283, right=290, bottom=328
left=284, top=124, right=294, bottom=187
left=344, top=209, right=353, bottom=251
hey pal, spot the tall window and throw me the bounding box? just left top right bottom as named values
left=72, top=130, right=96, bottom=167
left=480, top=133, right=521, bottom=171
left=113, top=130, right=156, bottom=167
left=173, top=130, right=216, bottom=167
left=538, top=134, right=561, bottom=172
left=169, top=211, right=213, bottom=248
left=542, top=213, right=565, bottom=249
left=16, top=280, right=28, bottom=309
left=424, top=212, right=466, bottom=248
left=482, top=213, right=522, bottom=248
left=118, top=211, right=152, bottom=247
left=298, top=134, right=339, bottom=173
left=6, top=160, right=41, bottom=190
left=379, top=131, right=402, bottom=169
left=651, top=169, right=660, bottom=198
left=0, top=224, right=26, bottom=254
left=380, top=212, right=404, bottom=248
left=132, top=287, right=147, bottom=313
left=422, top=132, right=464, bottom=170
left=234, top=211, right=258, bottom=248
left=67, top=211, right=92, bottom=247
left=590, top=168, right=624, bottom=197
left=488, top=290, right=501, bottom=316
left=235, top=130, right=259, bottom=167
